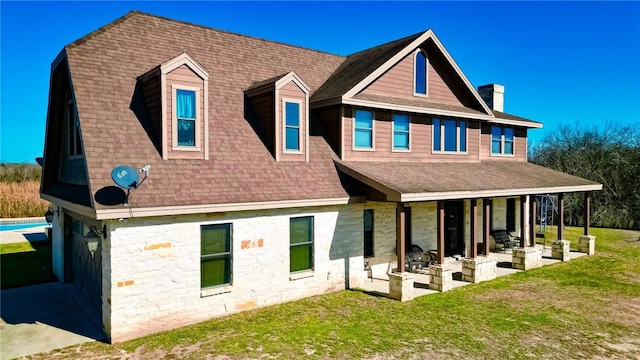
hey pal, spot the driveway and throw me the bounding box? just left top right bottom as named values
left=0, top=282, right=104, bottom=359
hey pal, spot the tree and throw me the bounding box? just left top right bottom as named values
left=529, top=123, right=640, bottom=229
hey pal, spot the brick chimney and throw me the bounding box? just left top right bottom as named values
left=478, top=84, right=504, bottom=112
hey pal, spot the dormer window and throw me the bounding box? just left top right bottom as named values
left=175, top=88, right=197, bottom=147
left=284, top=100, right=301, bottom=152
left=414, top=50, right=427, bottom=96
left=67, top=100, right=82, bottom=158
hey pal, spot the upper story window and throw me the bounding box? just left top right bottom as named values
left=67, top=100, right=82, bottom=158
left=201, top=223, right=232, bottom=288
left=433, top=118, right=467, bottom=153
left=290, top=216, right=314, bottom=273
left=491, top=126, right=514, bottom=155
left=354, top=109, right=374, bottom=149
left=175, top=88, right=197, bottom=147
left=392, top=113, right=410, bottom=151
left=284, top=100, right=301, bottom=152
left=414, top=50, right=427, bottom=96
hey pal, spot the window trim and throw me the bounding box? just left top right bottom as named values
left=200, top=223, right=233, bottom=291
left=171, top=84, right=201, bottom=152
left=352, top=109, right=375, bottom=151
left=289, top=216, right=314, bottom=274
left=432, top=118, right=468, bottom=154
left=67, top=99, right=83, bottom=159
left=391, top=113, right=411, bottom=152
left=282, top=98, right=303, bottom=154
left=413, top=49, right=428, bottom=97
left=490, top=126, right=515, bottom=157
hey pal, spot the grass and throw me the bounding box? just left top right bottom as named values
left=28, top=227, right=640, bottom=359
left=0, top=240, right=57, bottom=289
left=0, top=180, right=50, bottom=217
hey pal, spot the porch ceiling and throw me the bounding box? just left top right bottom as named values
left=335, top=160, right=602, bottom=202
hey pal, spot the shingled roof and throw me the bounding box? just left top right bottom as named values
left=61, top=11, right=353, bottom=216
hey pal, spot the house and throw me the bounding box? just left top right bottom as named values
left=40, top=11, right=602, bottom=342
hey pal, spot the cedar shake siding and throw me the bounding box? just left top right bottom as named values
left=361, top=48, right=462, bottom=107
left=480, top=124, right=527, bottom=162
left=341, top=107, right=480, bottom=162
left=165, top=64, right=206, bottom=160
left=277, top=80, right=307, bottom=162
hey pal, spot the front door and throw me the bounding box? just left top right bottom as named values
left=444, top=201, right=465, bottom=257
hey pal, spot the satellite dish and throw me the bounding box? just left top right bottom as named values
left=111, top=165, right=140, bottom=190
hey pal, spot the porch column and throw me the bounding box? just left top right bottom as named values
left=437, top=201, right=445, bottom=264
left=396, top=202, right=406, bottom=272
left=470, top=199, right=478, bottom=258
left=529, top=196, right=537, bottom=247
left=483, top=198, right=491, bottom=255
left=584, top=192, right=591, bottom=235
left=558, top=193, right=564, bottom=240
left=520, top=195, right=527, bottom=248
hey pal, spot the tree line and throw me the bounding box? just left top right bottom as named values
left=0, top=163, right=42, bottom=183
left=529, top=123, right=640, bottom=229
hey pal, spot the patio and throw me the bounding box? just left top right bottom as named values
left=358, top=244, right=587, bottom=298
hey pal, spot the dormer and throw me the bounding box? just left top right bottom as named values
left=139, top=53, right=209, bottom=160
left=246, top=72, right=310, bottom=162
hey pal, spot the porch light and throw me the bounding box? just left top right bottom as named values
left=84, top=225, right=105, bottom=254
left=44, top=207, right=57, bottom=225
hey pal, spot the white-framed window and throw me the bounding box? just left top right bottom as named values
left=433, top=118, right=467, bottom=153
left=172, top=85, right=201, bottom=150
left=353, top=109, right=374, bottom=150
left=414, top=49, right=428, bottom=96
left=290, top=216, right=314, bottom=272
left=392, top=113, right=410, bottom=151
left=201, top=223, right=232, bottom=288
left=67, top=100, right=82, bottom=158
left=491, top=126, right=514, bottom=155
left=283, top=99, right=302, bottom=152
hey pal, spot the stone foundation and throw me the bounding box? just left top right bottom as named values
left=579, top=235, right=595, bottom=255
left=512, top=247, right=542, bottom=270
left=429, top=264, right=453, bottom=292
left=461, top=256, right=497, bottom=283
left=388, top=272, right=414, bottom=302
left=551, top=240, right=570, bottom=261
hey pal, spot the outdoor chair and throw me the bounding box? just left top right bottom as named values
left=405, top=244, right=430, bottom=272
left=491, top=230, right=520, bottom=253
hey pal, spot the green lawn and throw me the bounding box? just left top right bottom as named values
left=0, top=240, right=57, bottom=289
left=32, top=227, right=640, bottom=359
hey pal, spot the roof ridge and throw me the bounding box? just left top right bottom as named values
left=67, top=10, right=346, bottom=60
left=346, top=30, right=427, bottom=58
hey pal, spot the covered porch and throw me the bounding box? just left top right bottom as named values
left=337, top=160, right=603, bottom=300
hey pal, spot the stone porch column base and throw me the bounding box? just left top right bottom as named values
left=388, top=272, right=414, bottom=302
left=552, top=240, right=571, bottom=261
left=429, top=264, right=453, bottom=292
left=461, top=256, right=497, bottom=283
left=579, top=235, right=595, bottom=255
left=512, top=248, right=542, bottom=270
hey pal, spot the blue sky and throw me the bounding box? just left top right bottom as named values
left=1, top=1, right=639, bottom=163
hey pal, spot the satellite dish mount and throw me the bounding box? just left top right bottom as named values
left=110, top=165, right=150, bottom=206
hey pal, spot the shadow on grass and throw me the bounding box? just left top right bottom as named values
left=350, top=288, right=390, bottom=298
left=1, top=241, right=57, bottom=289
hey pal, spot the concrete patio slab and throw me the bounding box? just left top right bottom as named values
left=0, top=282, right=104, bottom=359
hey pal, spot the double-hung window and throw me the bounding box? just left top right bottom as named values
left=201, top=223, right=232, bottom=288
left=433, top=118, right=467, bottom=152
left=176, top=88, right=197, bottom=147
left=414, top=50, right=427, bottom=96
left=290, top=216, right=313, bottom=272
left=392, top=114, right=410, bottom=151
left=354, top=109, right=373, bottom=149
left=67, top=100, right=82, bottom=157
left=284, top=101, right=301, bottom=152
left=491, top=126, right=514, bottom=155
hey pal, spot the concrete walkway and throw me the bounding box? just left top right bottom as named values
left=0, top=282, right=104, bottom=359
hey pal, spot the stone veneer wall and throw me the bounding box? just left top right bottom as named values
left=103, top=204, right=364, bottom=342
left=461, top=256, right=497, bottom=283
left=512, top=248, right=542, bottom=270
